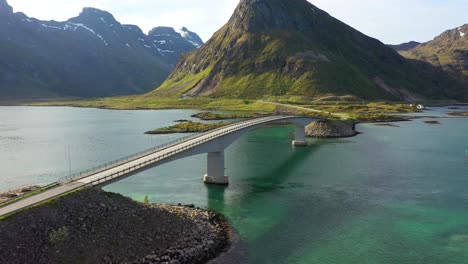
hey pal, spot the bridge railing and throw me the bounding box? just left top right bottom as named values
left=57, top=133, right=201, bottom=183
left=57, top=116, right=281, bottom=184
left=78, top=116, right=292, bottom=186
left=0, top=116, right=317, bottom=214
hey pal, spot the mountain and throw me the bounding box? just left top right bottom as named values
left=387, top=41, right=421, bottom=52
left=153, top=0, right=467, bottom=101
left=148, top=26, right=203, bottom=67
left=400, top=24, right=468, bottom=82
left=0, top=0, right=203, bottom=100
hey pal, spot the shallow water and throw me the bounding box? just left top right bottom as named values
left=1, top=106, right=467, bottom=263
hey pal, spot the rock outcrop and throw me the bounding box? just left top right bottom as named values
left=306, top=120, right=358, bottom=138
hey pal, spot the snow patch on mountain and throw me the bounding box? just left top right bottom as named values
left=40, top=24, right=62, bottom=30
left=64, top=22, right=108, bottom=45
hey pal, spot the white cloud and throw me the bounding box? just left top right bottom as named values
left=7, top=0, right=468, bottom=43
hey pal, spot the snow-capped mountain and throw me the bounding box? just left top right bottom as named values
left=148, top=26, right=204, bottom=67
left=0, top=0, right=204, bottom=100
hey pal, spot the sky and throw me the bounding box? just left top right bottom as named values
left=7, top=0, right=468, bottom=44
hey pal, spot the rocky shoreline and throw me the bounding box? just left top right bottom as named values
left=0, top=189, right=231, bottom=264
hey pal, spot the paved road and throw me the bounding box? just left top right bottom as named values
left=0, top=115, right=311, bottom=218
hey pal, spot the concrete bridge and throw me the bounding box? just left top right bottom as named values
left=0, top=115, right=322, bottom=217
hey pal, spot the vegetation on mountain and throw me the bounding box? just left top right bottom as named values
left=400, top=24, right=468, bottom=85
left=151, top=0, right=467, bottom=102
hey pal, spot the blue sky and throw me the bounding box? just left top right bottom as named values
left=7, top=0, right=468, bottom=44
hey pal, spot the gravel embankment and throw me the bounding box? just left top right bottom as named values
left=0, top=189, right=231, bottom=264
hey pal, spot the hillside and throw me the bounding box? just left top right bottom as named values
left=387, top=41, right=421, bottom=52
left=0, top=0, right=203, bottom=100
left=152, top=0, right=467, bottom=101
left=400, top=24, right=468, bottom=82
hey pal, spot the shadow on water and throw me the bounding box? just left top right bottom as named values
left=204, top=139, right=324, bottom=263
left=207, top=138, right=324, bottom=213
left=204, top=139, right=330, bottom=264
left=207, top=184, right=227, bottom=213
left=206, top=134, right=384, bottom=264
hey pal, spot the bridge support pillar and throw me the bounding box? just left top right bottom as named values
left=292, top=125, right=308, bottom=146
left=204, top=151, right=229, bottom=185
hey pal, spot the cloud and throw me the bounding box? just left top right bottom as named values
left=7, top=0, right=468, bottom=43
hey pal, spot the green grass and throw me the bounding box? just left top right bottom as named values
left=31, top=97, right=280, bottom=112
left=145, top=121, right=226, bottom=134
left=34, top=97, right=426, bottom=122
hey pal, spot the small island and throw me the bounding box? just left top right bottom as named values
left=374, top=123, right=401, bottom=127
left=424, top=120, right=441, bottom=125
left=145, top=121, right=226, bottom=134
left=448, top=112, right=468, bottom=117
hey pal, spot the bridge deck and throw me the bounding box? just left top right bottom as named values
left=0, top=115, right=319, bottom=218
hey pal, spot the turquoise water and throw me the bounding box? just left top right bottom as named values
left=1, top=106, right=468, bottom=263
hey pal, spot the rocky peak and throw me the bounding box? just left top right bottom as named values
left=148, top=26, right=203, bottom=47
left=177, top=27, right=203, bottom=47
left=0, top=0, right=13, bottom=14
left=228, top=0, right=319, bottom=33
left=149, top=26, right=177, bottom=37
left=417, top=24, right=467, bottom=51
left=73, top=7, right=118, bottom=25
left=454, top=24, right=467, bottom=38
left=123, top=24, right=144, bottom=35
left=437, top=24, right=467, bottom=40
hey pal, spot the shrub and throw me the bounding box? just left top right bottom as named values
left=48, top=226, right=70, bottom=245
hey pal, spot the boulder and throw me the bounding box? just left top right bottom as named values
left=306, top=120, right=358, bottom=138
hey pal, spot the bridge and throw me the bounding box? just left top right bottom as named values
left=0, top=115, right=322, bottom=217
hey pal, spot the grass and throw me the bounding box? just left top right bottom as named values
left=32, top=97, right=278, bottom=112
left=145, top=121, right=226, bottom=134
left=48, top=226, right=70, bottom=245
left=33, top=97, right=427, bottom=122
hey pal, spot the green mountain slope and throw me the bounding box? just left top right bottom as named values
left=152, top=0, right=467, bottom=101
left=400, top=24, right=468, bottom=80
